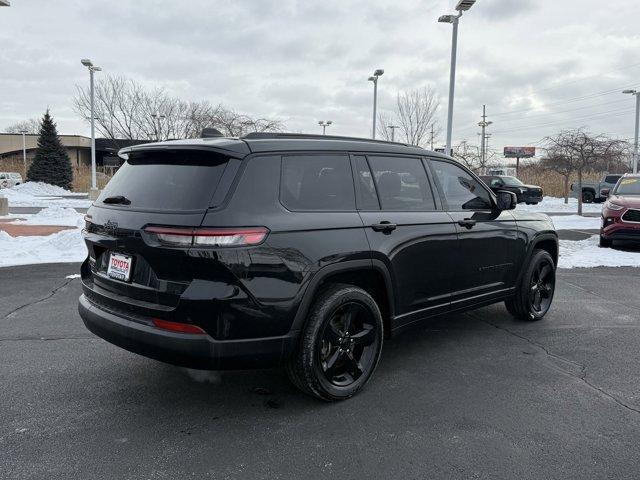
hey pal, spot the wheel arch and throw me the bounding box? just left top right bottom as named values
left=291, top=260, right=395, bottom=338
left=515, top=233, right=559, bottom=286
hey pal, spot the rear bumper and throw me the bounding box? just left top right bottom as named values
left=79, top=294, right=297, bottom=370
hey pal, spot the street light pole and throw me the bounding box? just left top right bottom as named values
left=81, top=59, right=101, bottom=192
left=439, top=0, right=476, bottom=156
left=368, top=69, right=384, bottom=139
left=623, top=90, right=640, bottom=174
left=387, top=125, right=399, bottom=142
left=19, top=129, right=27, bottom=176
left=318, top=120, right=333, bottom=135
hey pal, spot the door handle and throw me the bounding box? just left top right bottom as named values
left=371, top=221, right=397, bottom=233
left=457, top=219, right=477, bottom=229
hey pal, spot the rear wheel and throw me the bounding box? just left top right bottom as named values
left=505, top=249, right=556, bottom=321
left=599, top=235, right=612, bottom=248
left=286, top=284, right=383, bottom=401
left=582, top=190, right=595, bottom=203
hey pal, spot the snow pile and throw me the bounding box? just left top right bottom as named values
left=0, top=229, right=87, bottom=267
left=0, top=186, right=92, bottom=208
left=12, top=181, right=85, bottom=197
left=549, top=215, right=600, bottom=230
left=517, top=196, right=602, bottom=213
left=559, top=236, right=640, bottom=269
left=9, top=206, right=85, bottom=227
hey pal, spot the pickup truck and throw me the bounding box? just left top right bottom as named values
left=570, top=174, right=623, bottom=203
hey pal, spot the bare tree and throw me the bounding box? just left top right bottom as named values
left=376, top=87, right=440, bottom=147
left=452, top=140, right=481, bottom=171
left=74, top=74, right=283, bottom=141
left=4, top=118, right=40, bottom=134
left=543, top=129, right=628, bottom=214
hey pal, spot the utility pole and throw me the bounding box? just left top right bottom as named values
left=477, top=105, right=492, bottom=164
left=430, top=124, right=435, bottom=150
left=623, top=90, right=640, bottom=173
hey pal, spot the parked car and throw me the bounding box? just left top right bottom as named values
left=600, top=174, right=640, bottom=248
left=571, top=174, right=623, bottom=203
left=78, top=133, right=558, bottom=401
left=0, top=172, right=23, bottom=188
left=480, top=175, right=543, bottom=205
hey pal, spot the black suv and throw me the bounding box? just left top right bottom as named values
left=79, top=133, right=558, bottom=401
left=480, top=175, right=543, bottom=205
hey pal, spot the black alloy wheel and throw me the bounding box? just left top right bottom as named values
left=317, top=302, right=378, bottom=387
left=505, top=249, right=556, bottom=321
left=287, top=284, right=384, bottom=401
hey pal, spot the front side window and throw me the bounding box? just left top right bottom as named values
left=367, top=156, right=435, bottom=211
left=280, top=154, right=355, bottom=211
left=431, top=160, right=493, bottom=210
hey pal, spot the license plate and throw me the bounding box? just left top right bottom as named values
left=107, top=252, right=133, bottom=282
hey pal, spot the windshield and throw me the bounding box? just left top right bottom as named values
left=97, top=150, right=230, bottom=211
left=613, top=177, right=640, bottom=196
left=500, top=176, right=524, bottom=187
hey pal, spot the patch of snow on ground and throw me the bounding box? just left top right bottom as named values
left=9, top=206, right=85, bottom=227
left=65, top=274, right=81, bottom=279
left=12, top=181, right=86, bottom=197
left=559, top=236, right=640, bottom=269
left=0, top=229, right=87, bottom=267
left=0, top=186, right=92, bottom=208
left=550, top=215, right=601, bottom=230
left=516, top=196, right=602, bottom=213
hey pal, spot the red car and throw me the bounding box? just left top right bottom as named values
left=600, top=174, right=640, bottom=248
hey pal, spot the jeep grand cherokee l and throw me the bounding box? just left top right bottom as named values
left=78, top=133, right=558, bottom=401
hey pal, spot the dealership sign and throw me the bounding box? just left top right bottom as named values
left=504, top=146, right=535, bottom=158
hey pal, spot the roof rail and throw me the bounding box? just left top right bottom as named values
left=241, top=132, right=412, bottom=147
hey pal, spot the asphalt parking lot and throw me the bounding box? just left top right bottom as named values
left=2, top=263, right=640, bottom=479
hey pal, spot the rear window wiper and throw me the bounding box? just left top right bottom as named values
left=102, top=195, right=131, bottom=205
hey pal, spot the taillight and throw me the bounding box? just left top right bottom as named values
left=152, top=318, right=206, bottom=335
left=144, top=226, right=269, bottom=247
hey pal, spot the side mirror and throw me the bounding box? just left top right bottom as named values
left=601, top=188, right=610, bottom=197
left=496, top=190, right=517, bottom=210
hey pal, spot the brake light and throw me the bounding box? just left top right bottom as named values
left=144, top=226, right=269, bottom=247
left=152, top=318, right=206, bottom=335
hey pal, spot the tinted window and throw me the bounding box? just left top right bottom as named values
left=431, top=160, right=492, bottom=210
left=353, top=156, right=380, bottom=210
left=281, top=154, right=355, bottom=211
left=368, top=156, right=435, bottom=211
left=605, top=175, right=621, bottom=184
left=97, top=150, right=229, bottom=211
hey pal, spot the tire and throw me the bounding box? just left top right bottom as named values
left=505, top=249, right=556, bottom=321
left=599, top=235, right=612, bottom=248
left=582, top=190, right=595, bottom=203
left=286, top=284, right=384, bottom=401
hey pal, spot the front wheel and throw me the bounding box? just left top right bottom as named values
left=505, top=249, right=556, bottom=321
left=286, top=284, right=384, bottom=401
left=599, top=235, right=612, bottom=248
left=582, top=190, right=595, bottom=203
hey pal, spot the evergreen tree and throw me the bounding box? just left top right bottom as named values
left=27, top=110, right=74, bottom=190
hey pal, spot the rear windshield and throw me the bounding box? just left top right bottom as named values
left=97, top=150, right=229, bottom=211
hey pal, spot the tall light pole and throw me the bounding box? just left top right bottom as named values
left=387, top=125, right=400, bottom=142
left=623, top=89, right=640, bottom=174
left=318, top=120, right=333, bottom=135
left=439, top=0, right=476, bottom=156
left=368, top=69, right=384, bottom=139
left=151, top=113, right=166, bottom=141
left=81, top=59, right=101, bottom=192
left=19, top=129, right=28, bottom=176
left=477, top=105, right=492, bottom=163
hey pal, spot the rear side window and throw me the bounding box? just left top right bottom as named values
left=367, top=156, right=436, bottom=211
left=280, top=154, right=355, bottom=211
left=430, top=159, right=492, bottom=210
left=605, top=175, right=621, bottom=184
left=97, top=150, right=229, bottom=211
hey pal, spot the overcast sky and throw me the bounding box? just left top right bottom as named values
left=1, top=0, right=639, bottom=154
